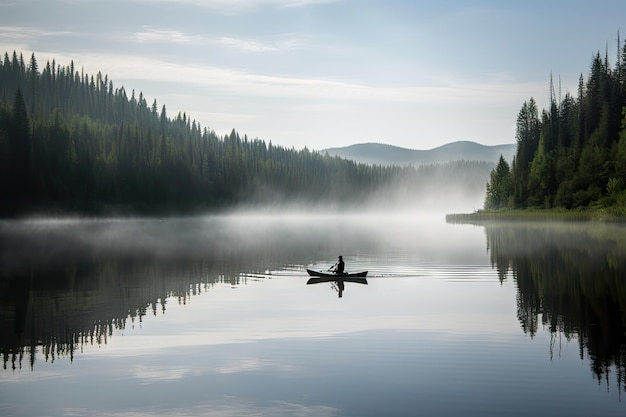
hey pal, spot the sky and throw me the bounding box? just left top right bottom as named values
left=1, top=0, right=625, bottom=151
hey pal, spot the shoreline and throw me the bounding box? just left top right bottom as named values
left=446, top=208, right=626, bottom=223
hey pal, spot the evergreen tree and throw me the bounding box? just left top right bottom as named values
left=485, top=155, right=512, bottom=209
left=511, top=98, right=540, bottom=206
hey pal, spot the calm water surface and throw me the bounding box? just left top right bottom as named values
left=1, top=213, right=625, bottom=416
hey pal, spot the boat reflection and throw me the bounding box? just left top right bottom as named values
left=306, top=276, right=368, bottom=298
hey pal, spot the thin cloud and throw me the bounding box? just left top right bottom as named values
left=215, top=36, right=303, bottom=52
left=216, top=36, right=278, bottom=52
left=132, top=26, right=204, bottom=44
left=56, top=52, right=540, bottom=109
left=0, top=26, right=74, bottom=40
left=272, top=0, right=342, bottom=8
left=130, top=26, right=304, bottom=52
left=131, top=0, right=343, bottom=14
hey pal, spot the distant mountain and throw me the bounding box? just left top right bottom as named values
left=320, top=141, right=516, bottom=166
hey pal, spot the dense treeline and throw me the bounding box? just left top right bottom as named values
left=485, top=36, right=626, bottom=211
left=0, top=51, right=418, bottom=215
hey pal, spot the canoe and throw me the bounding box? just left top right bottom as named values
left=306, top=268, right=368, bottom=278
left=306, top=269, right=368, bottom=278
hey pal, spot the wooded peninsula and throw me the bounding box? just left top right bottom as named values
left=483, top=36, right=626, bottom=219
left=0, top=51, right=489, bottom=216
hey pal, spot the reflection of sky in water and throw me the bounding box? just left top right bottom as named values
left=1, top=215, right=626, bottom=416
left=3, top=279, right=618, bottom=416
left=83, top=274, right=519, bottom=356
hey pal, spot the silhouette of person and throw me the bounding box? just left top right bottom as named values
left=337, top=279, right=344, bottom=297
left=334, top=255, right=345, bottom=275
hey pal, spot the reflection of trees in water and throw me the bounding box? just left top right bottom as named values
left=0, top=217, right=341, bottom=371
left=483, top=222, right=626, bottom=392
left=0, top=256, right=243, bottom=371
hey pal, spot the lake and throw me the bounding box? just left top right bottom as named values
left=1, top=213, right=625, bottom=417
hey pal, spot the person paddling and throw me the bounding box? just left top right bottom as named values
left=333, top=255, right=345, bottom=275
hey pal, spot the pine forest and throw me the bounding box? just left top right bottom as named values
left=485, top=37, right=626, bottom=213
left=0, top=51, right=490, bottom=216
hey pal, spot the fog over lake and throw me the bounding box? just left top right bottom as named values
left=1, top=213, right=625, bottom=417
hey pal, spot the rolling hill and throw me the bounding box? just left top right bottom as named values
left=320, top=141, right=516, bottom=166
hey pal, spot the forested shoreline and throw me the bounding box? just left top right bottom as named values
left=484, top=36, right=626, bottom=214
left=0, top=51, right=490, bottom=216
